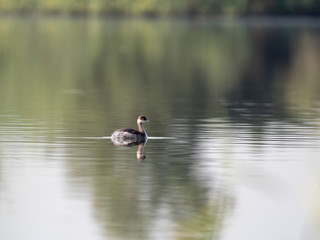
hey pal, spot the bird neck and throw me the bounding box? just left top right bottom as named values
left=138, top=123, right=147, bottom=137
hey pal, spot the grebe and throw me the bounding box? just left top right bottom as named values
left=111, top=115, right=149, bottom=144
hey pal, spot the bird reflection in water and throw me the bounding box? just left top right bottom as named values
left=111, top=138, right=147, bottom=161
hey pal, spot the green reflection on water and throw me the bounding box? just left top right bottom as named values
left=0, top=17, right=320, bottom=240
left=0, top=18, right=319, bottom=124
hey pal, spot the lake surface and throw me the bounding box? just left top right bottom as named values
left=0, top=17, right=320, bottom=240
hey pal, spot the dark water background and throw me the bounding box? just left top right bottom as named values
left=0, top=17, right=320, bottom=240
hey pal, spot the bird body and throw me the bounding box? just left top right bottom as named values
left=111, top=115, right=149, bottom=146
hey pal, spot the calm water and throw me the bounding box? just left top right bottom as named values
left=0, top=17, right=320, bottom=240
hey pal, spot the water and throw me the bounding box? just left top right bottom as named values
left=0, top=17, right=320, bottom=240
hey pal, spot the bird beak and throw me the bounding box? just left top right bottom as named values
left=145, top=120, right=150, bottom=122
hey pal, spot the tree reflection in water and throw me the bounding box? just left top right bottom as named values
left=94, top=141, right=233, bottom=240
